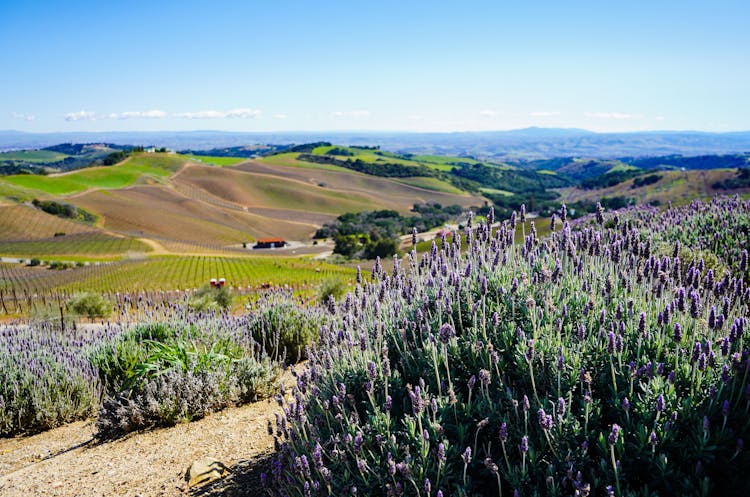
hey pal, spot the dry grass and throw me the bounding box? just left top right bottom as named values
left=74, top=185, right=320, bottom=245
left=234, top=161, right=483, bottom=212
left=556, top=169, right=750, bottom=206
left=0, top=205, right=93, bottom=240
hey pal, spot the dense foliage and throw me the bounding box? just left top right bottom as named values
left=32, top=198, right=96, bottom=223
left=270, top=198, right=750, bottom=496
left=713, top=168, right=750, bottom=190
left=317, top=204, right=463, bottom=240
left=298, top=153, right=436, bottom=178
left=318, top=203, right=465, bottom=260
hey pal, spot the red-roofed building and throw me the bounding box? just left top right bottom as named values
left=253, top=238, right=287, bottom=249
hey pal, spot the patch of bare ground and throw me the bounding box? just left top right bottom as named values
left=0, top=368, right=297, bottom=497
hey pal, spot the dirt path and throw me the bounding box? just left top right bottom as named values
left=0, top=369, right=296, bottom=497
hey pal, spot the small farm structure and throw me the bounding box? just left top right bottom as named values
left=253, top=238, right=286, bottom=249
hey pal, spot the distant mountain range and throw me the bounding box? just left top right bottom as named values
left=2, top=128, right=750, bottom=159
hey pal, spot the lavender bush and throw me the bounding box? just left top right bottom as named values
left=271, top=198, right=750, bottom=496
left=0, top=322, right=113, bottom=435
left=93, top=316, right=281, bottom=439
left=1, top=300, right=293, bottom=438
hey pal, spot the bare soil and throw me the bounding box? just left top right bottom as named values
left=0, top=370, right=295, bottom=497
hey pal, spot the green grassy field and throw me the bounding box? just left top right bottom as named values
left=0, top=153, right=186, bottom=196
left=309, top=146, right=465, bottom=172
left=260, top=152, right=355, bottom=172
left=181, top=154, right=248, bottom=166
left=607, top=163, right=641, bottom=173
left=0, top=150, right=69, bottom=162
left=394, top=176, right=466, bottom=194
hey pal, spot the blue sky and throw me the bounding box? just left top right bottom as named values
left=1, top=0, right=748, bottom=133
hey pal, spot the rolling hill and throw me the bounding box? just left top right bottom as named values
left=0, top=151, right=486, bottom=260
left=556, top=168, right=750, bottom=206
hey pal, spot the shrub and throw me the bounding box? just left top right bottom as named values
left=188, top=285, right=233, bottom=311
left=28, top=258, right=40, bottom=266
left=67, top=292, right=111, bottom=320
left=0, top=323, right=103, bottom=436
left=249, top=294, right=328, bottom=363
left=317, top=277, right=347, bottom=306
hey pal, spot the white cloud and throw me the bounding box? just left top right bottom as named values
left=530, top=111, right=561, bottom=117
left=273, top=113, right=288, bottom=119
left=64, top=110, right=97, bottom=121
left=479, top=109, right=498, bottom=117
left=584, top=111, right=644, bottom=120
left=174, top=108, right=262, bottom=119
left=109, top=110, right=167, bottom=119
left=654, top=116, right=665, bottom=121
left=10, top=112, right=35, bottom=122
left=332, top=110, right=370, bottom=118
left=407, top=115, right=424, bottom=121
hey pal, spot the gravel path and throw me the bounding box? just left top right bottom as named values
left=0, top=371, right=294, bottom=496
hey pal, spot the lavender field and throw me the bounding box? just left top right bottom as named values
left=2, top=197, right=749, bottom=496
left=270, top=197, right=749, bottom=496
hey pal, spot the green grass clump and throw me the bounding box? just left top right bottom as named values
left=92, top=320, right=281, bottom=439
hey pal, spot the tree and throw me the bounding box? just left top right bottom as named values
left=363, top=238, right=399, bottom=259
left=333, top=235, right=360, bottom=257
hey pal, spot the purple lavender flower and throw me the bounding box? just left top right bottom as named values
left=649, top=431, right=658, bottom=448
left=519, top=436, right=529, bottom=454
left=437, top=442, right=446, bottom=463
left=692, top=342, right=702, bottom=363
left=538, top=408, right=554, bottom=430
left=607, top=331, right=616, bottom=355
left=656, top=394, right=665, bottom=413
left=424, top=478, right=431, bottom=495
left=499, top=422, right=508, bottom=443
left=673, top=323, right=683, bottom=344
left=438, top=323, right=455, bottom=344
left=408, top=385, right=424, bottom=415
left=462, top=446, right=472, bottom=464
left=608, top=424, right=621, bottom=444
